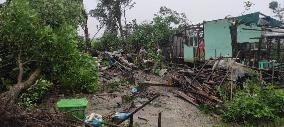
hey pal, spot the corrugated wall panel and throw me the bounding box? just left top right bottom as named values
left=237, top=24, right=261, bottom=43
left=184, top=45, right=194, bottom=62
left=204, top=19, right=232, bottom=59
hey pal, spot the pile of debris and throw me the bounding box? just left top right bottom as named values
left=95, top=49, right=137, bottom=86
left=172, top=59, right=252, bottom=107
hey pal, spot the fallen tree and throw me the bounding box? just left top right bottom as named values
left=1, top=68, right=41, bottom=105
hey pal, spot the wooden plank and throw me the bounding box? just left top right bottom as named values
left=174, top=91, right=198, bottom=106
left=190, top=90, right=222, bottom=103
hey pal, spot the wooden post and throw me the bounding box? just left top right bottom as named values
left=214, top=49, right=217, bottom=59
left=277, top=38, right=281, bottom=62
left=267, top=37, right=272, bottom=60
left=128, top=115, right=133, bottom=127
left=257, top=27, right=265, bottom=66
left=253, top=54, right=256, bottom=67
left=257, top=38, right=262, bottom=65
left=158, top=112, right=162, bottom=127
left=272, top=60, right=275, bottom=83
left=230, top=69, right=233, bottom=100
left=230, top=51, right=240, bottom=100
left=229, top=19, right=238, bottom=58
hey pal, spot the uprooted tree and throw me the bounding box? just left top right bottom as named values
left=0, top=0, right=98, bottom=115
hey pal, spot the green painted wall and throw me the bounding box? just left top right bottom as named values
left=204, top=19, right=232, bottom=59
left=203, top=20, right=261, bottom=59
left=184, top=44, right=194, bottom=62
left=237, top=24, right=261, bottom=43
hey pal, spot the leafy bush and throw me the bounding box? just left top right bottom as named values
left=127, top=22, right=166, bottom=66
left=92, top=33, right=123, bottom=52
left=53, top=53, right=99, bottom=93
left=0, top=0, right=98, bottom=93
left=126, top=7, right=187, bottom=63
left=73, top=54, right=99, bottom=93
left=198, top=104, right=216, bottom=114
left=19, top=79, right=52, bottom=108
left=222, top=79, right=284, bottom=123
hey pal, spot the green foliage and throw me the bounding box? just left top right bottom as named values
left=269, top=1, right=279, bottom=10
left=53, top=54, right=99, bottom=93
left=216, top=84, right=229, bottom=101
left=19, top=79, right=52, bottom=108
left=198, top=104, right=216, bottom=114
left=127, top=7, right=187, bottom=61
left=0, top=0, right=98, bottom=93
left=128, top=15, right=178, bottom=50
left=76, top=36, right=87, bottom=51
left=128, top=23, right=156, bottom=50
left=90, top=0, right=135, bottom=36
left=92, top=33, right=123, bottom=51
left=91, top=6, right=187, bottom=70
left=91, top=6, right=187, bottom=59
left=29, top=0, right=84, bottom=28
left=222, top=79, right=284, bottom=123
left=127, top=21, right=167, bottom=63
left=156, top=6, right=188, bottom=26
left=269, top=1, right=284, bottom=21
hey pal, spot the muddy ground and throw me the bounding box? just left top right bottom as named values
left=89, top=86, right=220, bottom=127
left=87, top=71, right=220, bottom=127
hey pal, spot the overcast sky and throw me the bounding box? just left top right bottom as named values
left=83, top=0, right=284, bottom=37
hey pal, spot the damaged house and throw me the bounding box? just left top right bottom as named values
left=171, top=12, right=284, bottom=82
left=172, top=12, right=284, bottom=66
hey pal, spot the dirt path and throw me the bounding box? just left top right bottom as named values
left=89, top=85, right=220, bottom=127
left=80, top=70, right=220, bottom=127
left=133, top=86, right=220, bottom=127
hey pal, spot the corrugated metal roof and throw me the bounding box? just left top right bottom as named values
left=205, top=12, right=282, bottom=27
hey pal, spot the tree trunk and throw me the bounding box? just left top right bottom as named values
left=117, top=17, right=124, bottom=37
left=82, top=9, right=91, bottom=52
left=17, top=62, right=23, bottom=84
left=1, top=68, right=41, bottom=105
left=115, top=0, right=124, bottom=37
left=117, top=14, right=124, bottom=37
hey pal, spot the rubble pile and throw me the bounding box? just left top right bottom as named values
left=95, top=50, right=252, bottom=108
left=172, top=60, right=250, bottom=107
left=95, top=50, right=137, bottom=86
